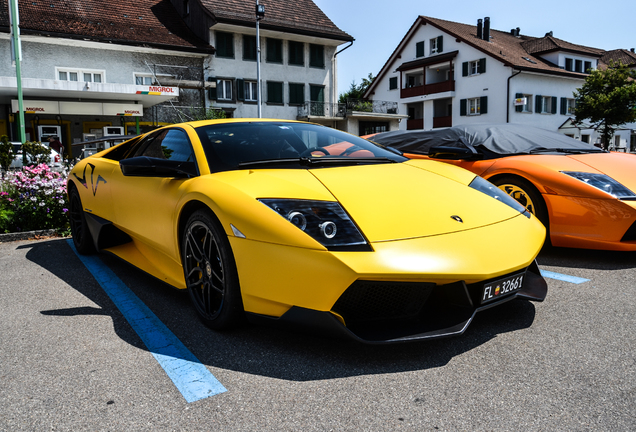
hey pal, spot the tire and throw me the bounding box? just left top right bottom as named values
left=182, top=210, right=244, bottom=330
left=68, top=186, right=96, bottom=254
left=491, top=176, right=549, bottom=229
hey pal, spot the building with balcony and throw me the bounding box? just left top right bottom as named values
left=175, top=0, right=354, bottom=126
left=364, top=15, right=635, bottom=149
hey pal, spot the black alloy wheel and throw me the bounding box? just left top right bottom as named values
left=68, top=187, right=95, bottom=254
left=182, top=210, right=243, bottom=329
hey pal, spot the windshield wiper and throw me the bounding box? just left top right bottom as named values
left=529, top=148, right=605, bottom=154
left=237, top=157, right=398, bottom=169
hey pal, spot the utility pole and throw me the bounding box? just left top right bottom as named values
left=255, top=1, right=265, bottom=118
left=9, top=0, right=26, bottom=149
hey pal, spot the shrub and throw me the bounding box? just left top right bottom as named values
left=0, top=164, right=69, bottom=233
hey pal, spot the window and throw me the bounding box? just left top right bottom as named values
left=131, top=129, right=197, bottom=176
left=560, top=97, right=576, bottom=115
left=584, top=61, right=592, bottom=73
left=267, top=81, right=283, bottom=104
left=267, top=38, right=283, bottom=63
left=535, top=95, right=557, bottom=114
left=430, top=36, right=443, bottom=54
left=575, top=59, right=583, bottom=73
left=309, top=44, right=324, bottom=68
left=460, top=96, right=488, bottom=116
left=416, top=41, right=425, bottom=58
left=565, top=58, right=573, bottom=71
left=135, top=75, right=153, bottom=85
left=462, top=59, right=486, bottom=76
left=468, top=98, right=480, bottom=115
left=289, top=41, right=304, bottom=66
left=217, top=79, right=233, bottom=101
left=389, top=77, right=398, bottom=90
left=243, top=35, right=257, bottom=61
left=581, top=134, right=590, bottom=143
left=515, top=93, right=533, bottom=113
left=289, top=83, right=304, bottom=105
left=216, top=32, right=234, bottom=58
left=57, top=68, right=104, bottom=83
left=237, top=79, right=258, bottom=102
left=183, top=0, right=189, bottom=16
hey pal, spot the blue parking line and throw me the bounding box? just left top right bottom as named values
left=540, top=269, right=590, bottom=284
left=67, top=239, right=226, bottom=403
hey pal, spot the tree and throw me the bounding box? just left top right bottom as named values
left=338, top=73, right=375, bottom=103
left=574, top=61, right=636, bottom=148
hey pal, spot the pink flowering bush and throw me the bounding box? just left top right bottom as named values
left=0, top=164, right=69, bottom=233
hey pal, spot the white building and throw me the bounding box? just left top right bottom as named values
left=364, top=16, right=636, bottom=150
left=172, top=0, right=354, bottom=125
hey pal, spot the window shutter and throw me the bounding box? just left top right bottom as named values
left=480, top=96, right=488, bottom=114
left=237, top=79, right=245, bottom=101
left=462, top=62, right=468, bottom=77
left=535, top=95, right=542, bottom=113
left=560, top=97, right=567, bottom=115
left=437, top=36, right=443, bottom=53
left=207, top=77, right=217, bottom=100
left=515, top=93, right=523, bottom=113
left=416, top=41, right=424, bottom=58
left=551, top=96, right=557, bottom=114
left=460, top=99, right=467, bottom=116
left=479, top=58, right=486, bottom=74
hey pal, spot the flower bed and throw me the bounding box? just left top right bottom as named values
left=0, top=164, right=70, bottom=235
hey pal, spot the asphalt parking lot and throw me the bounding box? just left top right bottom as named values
left=1, top=237, right=635, bottom=431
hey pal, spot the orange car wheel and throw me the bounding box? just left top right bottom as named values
left=492, top=176, right=549, bottom=229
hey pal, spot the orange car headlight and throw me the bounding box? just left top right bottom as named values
left=561, top=172, right=636, bottom=199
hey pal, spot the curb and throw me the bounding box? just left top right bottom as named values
left=0, top=229, right=60, bottom=243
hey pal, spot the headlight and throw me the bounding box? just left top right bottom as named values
left=469, top=176, right=530, bottom=217
left=259, top=199, right=371, bottom=251
left=561, top=172, right=636, bottom=199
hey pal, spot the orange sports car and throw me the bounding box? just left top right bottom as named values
left=366, top=124, right=636, bottom=251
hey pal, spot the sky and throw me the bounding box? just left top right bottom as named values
left=312, top=0, right=635, bottom=96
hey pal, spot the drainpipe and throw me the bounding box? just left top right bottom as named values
left=506, top=69, right=521, bottom=123
left=332, top=40, right=354, bottom=110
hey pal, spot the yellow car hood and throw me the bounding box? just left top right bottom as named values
left=308, top=160, right=524, bottom=242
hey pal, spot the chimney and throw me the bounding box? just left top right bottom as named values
left=631, top=48, right=635, bottom=53
left=483, top=17, right=490, bottom=41
left=516, top=27, right=520, bottom=37
left=477, top=19, right=483, bottom=39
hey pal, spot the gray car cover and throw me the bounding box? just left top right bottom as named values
left=370, top=123, right=600, bottom=156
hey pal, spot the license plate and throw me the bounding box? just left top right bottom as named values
left=481, top=272, right=525, bottom=304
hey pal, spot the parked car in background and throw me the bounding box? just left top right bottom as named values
left=367, top=124, right=636, bottom=251
left=10, top=143, right=63, bottom=172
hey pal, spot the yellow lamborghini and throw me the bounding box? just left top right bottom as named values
left=68, top=119, right=547, bottom=343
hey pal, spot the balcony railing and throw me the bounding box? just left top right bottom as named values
left=346, top=99, right=399, bottom=115
left=433, top=115, right=452, bottom=129
left=298, top=102, right=347, bottom=118
left=407, top=119, right=424, bottom=130
left=298, top=99, right=400, bottom=118
left=401, top=80, right=455, bottom=99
